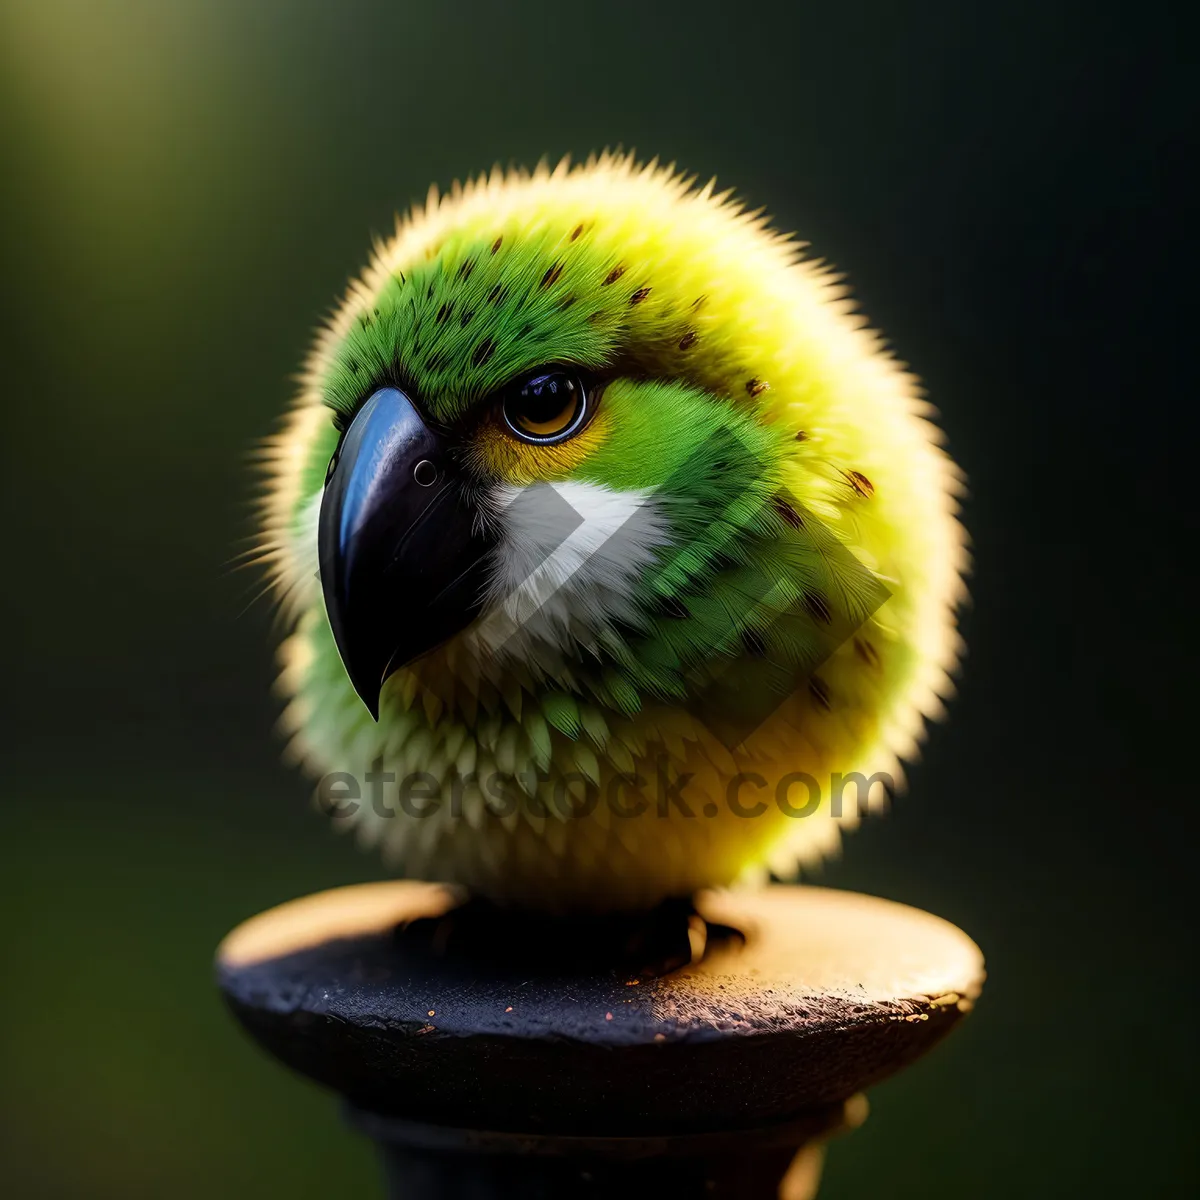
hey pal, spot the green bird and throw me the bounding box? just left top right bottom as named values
left=258, top=153, right=966, bottom=910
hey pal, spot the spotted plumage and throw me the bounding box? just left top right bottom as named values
left=257, top=153, right=967, bottom=910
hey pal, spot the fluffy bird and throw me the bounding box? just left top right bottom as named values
left=258, top=154, right=966, bottom=910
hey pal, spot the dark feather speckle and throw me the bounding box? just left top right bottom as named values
left=803, top=591, right=832, bottom=625
left=854, top=638, right=881, bottom=669
left=773, top=497, right=804, bottom=529
left=742, top=629, right=768, bottom=658
left=845, top=470, right=875, bottom=498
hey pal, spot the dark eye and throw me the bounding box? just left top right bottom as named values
left=501, top=369, right=590, bottom=443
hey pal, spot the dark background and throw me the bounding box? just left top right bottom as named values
left=0, top=1, right=1190, bottom=1196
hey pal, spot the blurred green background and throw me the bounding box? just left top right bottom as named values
left=0, top=0, right=1189, bottom=1196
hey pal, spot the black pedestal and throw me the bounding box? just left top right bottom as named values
left=217, top=884, right=983, bottom=1198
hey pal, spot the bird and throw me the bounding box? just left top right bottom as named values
left=256, top=153, right=966, bottom=911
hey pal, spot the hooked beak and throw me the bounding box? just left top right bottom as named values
left=318, top=387, right=497, bottom=719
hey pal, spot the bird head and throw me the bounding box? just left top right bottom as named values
left=261, top=155, right=965, bottom=909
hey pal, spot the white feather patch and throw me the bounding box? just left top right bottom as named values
left=465, top=480, right=672, bottom=671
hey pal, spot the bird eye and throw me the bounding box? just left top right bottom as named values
left=501, top=369, right=589, bottom=444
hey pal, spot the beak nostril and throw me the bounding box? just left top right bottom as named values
left=413, top=459, right=438, bottom=487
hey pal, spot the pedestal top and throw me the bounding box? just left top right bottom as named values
left=217, top=883, right=983, bottom=1137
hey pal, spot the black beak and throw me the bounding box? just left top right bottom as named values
left=318, top=387, right=497, bottom=719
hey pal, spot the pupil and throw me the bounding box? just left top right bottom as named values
left=522, top=373, right=573, bottom=422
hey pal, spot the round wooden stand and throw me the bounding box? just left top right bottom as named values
left=217, top=883, right=983, bottom=1198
